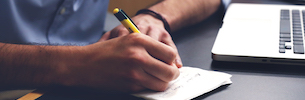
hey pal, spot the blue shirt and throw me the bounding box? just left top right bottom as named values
left=0, top=0, right=229, bottom=46
left=0, top=0, right=109, bottom=46
left=222, top=0, right=231, bottom=9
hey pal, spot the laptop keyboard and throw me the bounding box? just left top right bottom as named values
left=279, top=9, right=305, bottom=54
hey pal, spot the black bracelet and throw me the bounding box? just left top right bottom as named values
left=136, top=9, right=171, bottom=33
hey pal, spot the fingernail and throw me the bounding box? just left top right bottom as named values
left=175, top=59, right=183, bottom=68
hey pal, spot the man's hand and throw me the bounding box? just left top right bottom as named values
left=60, top=33, right=180, bottom=92
left=100, top=14, right=182, bottom=68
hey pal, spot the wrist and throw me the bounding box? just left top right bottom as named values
left=133, top=13, right=164, bottom=27
left=51, top=46, right=86, bottom=86
left=136, top=9, right=171, bottom=33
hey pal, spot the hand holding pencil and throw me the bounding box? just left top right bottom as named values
left=100, top=8, right=182, bottom=68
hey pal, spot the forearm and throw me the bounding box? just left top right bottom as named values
left=0, top=43, right=80, bottom=88
left=149, top=0, right=221, bottom=32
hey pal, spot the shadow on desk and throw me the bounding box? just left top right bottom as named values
left=36, top=86, right=144, bottom=100
left=36, top=85, right=231, bottom=100
left=211, top=61, right=305, bottom=77
left=192, top=84, right=230, bottom=100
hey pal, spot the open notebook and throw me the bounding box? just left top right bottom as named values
left=133, top=66, right=232, bottom=100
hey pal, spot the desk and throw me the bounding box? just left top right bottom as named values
left=2, top=0, right=305, bottom=100
left=178, top=0, right=305, bottom=100
left=176, top=0, right=305, bottom=100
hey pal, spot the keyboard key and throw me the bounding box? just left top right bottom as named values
left=293, top=19, right=301, bottom=23
left=294, top=41, right=304, bottom=45
left=292, top=10, right=300, bottom=14
left=286, top=45, right=292, bottom=49
left=293, top=37, right=303, bottom=41
left=293, top=26, right=302, bottom=32
left=293, top=23, right=301, bottom=26
left=293, top=25, right=302, bottom=28
left=293, top=30, right=302, bottom=33
left=281, top=9, right=289, bottom=12
left=293, top=44, right=304, bottom=54
left=293, top=35, right=302, bottom=38
left=280, top=34, right=291, bottom=38
left=281, top=16, right=290, bottom=20
left=279, top=49, right=285, bottom=53
left=280, top=38, right=291, bottom=42
left=293, top=31, right=302, bottom=34
left=279, top=45, right=285, bottom=49
left=280, top=20, right=291, bottom=34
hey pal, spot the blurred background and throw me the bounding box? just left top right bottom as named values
left=108, top=0, right=162, bottom=17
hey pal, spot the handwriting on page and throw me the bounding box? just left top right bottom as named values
left=159, top=71, right=202, bottom=97
left=132, top=67, right=232, bottom=100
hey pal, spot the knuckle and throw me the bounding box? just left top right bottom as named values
left=157, top=83, right=169, bottom=91
left=174, top=70, right=180, bottom=79
left=147, top=26, right=154, bottom=31
left=161, top=30, right=171, bottom=38
left=122, top=35, right=148, bottom=63
left=167, top=70, right=176, bottom=81
left=137, top=25, right=145, bottom=31
left=125, top=69, right=141, bottom=82
left=129, top=52, right=147, bottom=64
left=167, top=48, right=177, bottom=60
left=166, top=68, right=179, bottom=81
left=127, top=34, right=146, bottom=46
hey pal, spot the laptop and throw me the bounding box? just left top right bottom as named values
left=211, top=3, right=305, bottom=65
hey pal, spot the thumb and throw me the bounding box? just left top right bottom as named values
left=99, top=31, right=111, bottom=42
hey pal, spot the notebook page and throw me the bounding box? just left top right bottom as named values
left=133, top=66, right=232, bottom=100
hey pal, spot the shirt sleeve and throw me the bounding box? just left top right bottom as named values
left=222, top=0, right=231, bottom=9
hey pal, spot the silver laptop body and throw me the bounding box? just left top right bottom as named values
left=212, top=3, right=305, bottom=65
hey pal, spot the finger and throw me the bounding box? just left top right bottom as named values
left=160, top=33, right=183, bottom=68
left=140, top=52, right=180, bottom=82
left=175, top=56, right=183, bottom=68
left=138, top=68, right=170, bottom=91
left=116, top=28, right=129, bottom=37
left=146, top=28, right=182, bottom=68
left=99, top=31, right=111, bottom=42
left=131, top=34, right=177, bottom=64
left=109, top=25, right=129, bottom=38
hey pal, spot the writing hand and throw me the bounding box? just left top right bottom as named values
left=100, top=14, right=182, bottom=68
left=60, top=33, right=180, bottom=92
